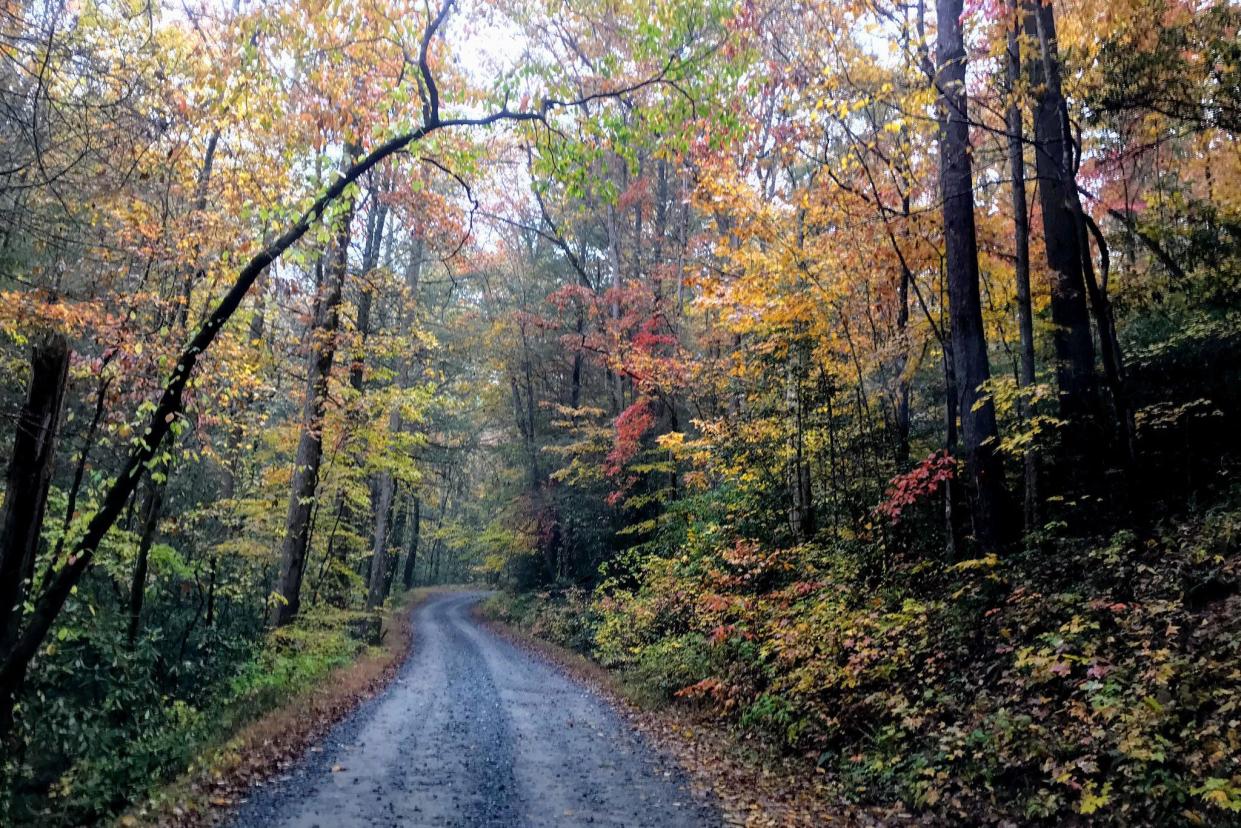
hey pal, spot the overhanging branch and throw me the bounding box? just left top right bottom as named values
left=0, top=0, right=691, bottom=720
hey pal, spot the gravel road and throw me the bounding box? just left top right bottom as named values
left=229, top=591, right=717, bottom=827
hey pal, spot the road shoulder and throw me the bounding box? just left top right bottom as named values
left=476, top=607, right=881, bottom=827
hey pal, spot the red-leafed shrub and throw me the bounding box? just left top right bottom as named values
left=874, top=451, right=957, bottom=524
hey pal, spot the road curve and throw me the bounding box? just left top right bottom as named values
left=229, top=592, right=717, bottom=828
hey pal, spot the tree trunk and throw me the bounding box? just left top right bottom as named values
left=0, top=340, right=68, bottom=610
left=174, top=130, right=220, bottom=331
left=942, top=340, right=963, bottom=557
left=363, top=226, right=419, bottom=609
left=1079, top=213, right=1136, bottom=468
left=349, top=189, right=387, bottom=393
left=787, top=336, right=815, bottom=542
left=269, top=197, right=355, bottom=628
left=402, top=496, right=421, bottom=590
left=429, top=487, right=448, bottom=585
left=570, top=310, right=584, bottom=409
left=335, top=189, right=390, bottom=607
left=605, top=184, right=624, bottom=416
left=127, top=477, right=165, bottom=645
left=895, top=257, right=912, bottom=468
left=55, top=365, right=111, bottom=559
left=135, top=134, right=221, bottom=641
left=1007, top=0, right=1040, bottom=530
left=205, top=554, right=218, bottom=628
left=1028, top=1, right=1096, bottom=425
left=938, top=0, right=1011, bottom=550
left=366, top=472, right=396, bottom=610
left=0, top=332, right=69, bottom=740
left=383, top=493, right=405, bottom=598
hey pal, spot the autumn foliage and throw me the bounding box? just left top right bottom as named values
left=2, top=0, right=1241, bottom=823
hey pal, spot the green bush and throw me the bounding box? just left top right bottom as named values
left=1, top=600, right=374, bottom=826
left=481, top=588, right=597, bottom=655
left=625, top=633, right=717, bottom=703
left=227, top=607, right=364, bottom=711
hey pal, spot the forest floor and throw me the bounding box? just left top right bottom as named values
left=224, top=591, right=716, bottom=827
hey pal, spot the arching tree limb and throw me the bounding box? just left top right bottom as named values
left=0, top=0, right=691, bottom=741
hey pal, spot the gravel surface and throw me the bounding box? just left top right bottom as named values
left=228, top=592, right=718, bottom=827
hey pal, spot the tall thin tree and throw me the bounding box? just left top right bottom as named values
left=937, top=0, right=1012, bottom=549
left=1007, top=0, right=1039, bottom=528
left=270, top=194, right=356, bottom=628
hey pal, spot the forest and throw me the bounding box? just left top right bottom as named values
left=0, top=0, right=1239, bottom=823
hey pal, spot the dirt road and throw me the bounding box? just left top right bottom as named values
left=229, top=591, right=717, bottom=827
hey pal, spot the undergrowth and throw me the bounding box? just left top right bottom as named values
left=484, top=492, right=1241, bottom=825
left=1, top=602, right=391, bottom=826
